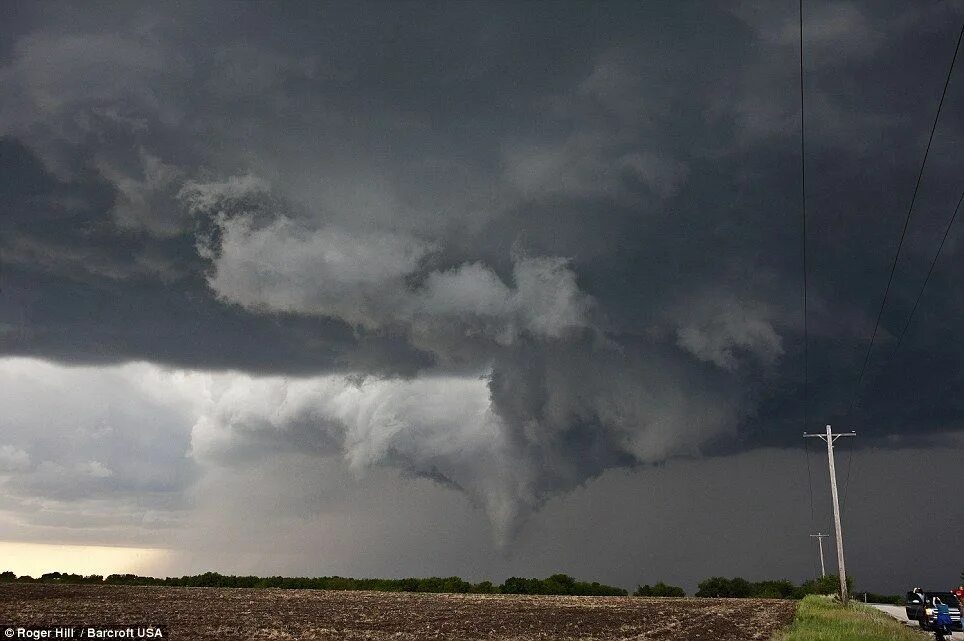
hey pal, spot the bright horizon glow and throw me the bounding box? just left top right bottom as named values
left=0, top=541, right=169, bottom=578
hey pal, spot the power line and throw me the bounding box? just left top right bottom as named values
left=839, top=24, right=963, bottom=511
left=846, top=22, right=964, bottom=417
left=840, top=445, right=855, bottom=514
left=840, top=191, right=963, bottom=514
left=893, top=190, right=964, bottom=350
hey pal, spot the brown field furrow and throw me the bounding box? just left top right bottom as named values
left=0, top=584, right=797, bottom=640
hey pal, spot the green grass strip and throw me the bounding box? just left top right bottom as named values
left=775, top=595, right=926, bottom=641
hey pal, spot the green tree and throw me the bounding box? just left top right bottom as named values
left=753, top=580, right=798, bottom=599
left=544, top=574, right=576, bottom=594
left=696, top=577, right=733, bottom=597
left=471, top=580, right=496, bottom=594
left=799, top=575, right=852, bottom=598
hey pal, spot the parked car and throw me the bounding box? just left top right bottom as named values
left=905, top=591, right=963, bottom=632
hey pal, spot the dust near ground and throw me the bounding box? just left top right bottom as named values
left=0, top=584, right=797, bottom=640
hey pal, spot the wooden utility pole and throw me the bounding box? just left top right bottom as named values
left=809, top=533, right=829, bottom=576
left=804, top=425, right=855, bottom=604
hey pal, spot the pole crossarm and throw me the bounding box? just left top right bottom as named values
left=803, top=431, right=856, bottom=443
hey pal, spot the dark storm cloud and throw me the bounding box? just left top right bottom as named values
left=0, top=138, right=431, bottom=375
left=1, top=0, right=963, bottom=546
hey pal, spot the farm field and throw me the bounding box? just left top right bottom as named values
left=0, top=584, right=797, bottom=640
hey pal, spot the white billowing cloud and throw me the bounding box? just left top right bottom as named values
left=183, top=359, right=744, bottom=540
left=188, top=185, right=594, bottom=342
left=414, top=257, right=592, bottom=343
left=206, top=214, right=434, bottom=328
left=674, top=296, right=784, bottom=371
left=418, top=262, right=513, bottom=318
left=511, top=256, right=592, bottom=338
left=188, top=374, right=346, bottom=461
left=0, top=355, right=745, bottom=546
left=190, top=373, right=533, bottom=539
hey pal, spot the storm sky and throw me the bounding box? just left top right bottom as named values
left=1, top=1, right=962, bottom=593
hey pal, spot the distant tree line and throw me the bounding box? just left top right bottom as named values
left=0, top=571, right=900, bottom=602
left=499, top=574, right=627, bottom=596
left=694, top=575, right=854, bottom=599
left=631, top=575, right=884, bottom=600
left=0, top=571, right=624, bottom=596
left=1, top=571, right=110, bottom=585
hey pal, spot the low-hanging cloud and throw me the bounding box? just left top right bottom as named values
left=191, top=372, right=533, bottom=541
left=186, top=350, right=747, bottom=541
left=169, top=174, right=763, bottom=536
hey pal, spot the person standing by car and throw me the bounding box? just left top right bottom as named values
left=933, top=596, right=954, bottom=641
left=953, top=586, right=964, bottom=603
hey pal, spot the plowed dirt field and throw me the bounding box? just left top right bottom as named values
left=0, top=584, right=797, bottom=640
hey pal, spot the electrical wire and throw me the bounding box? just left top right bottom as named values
left=840, top=446, right=855, bottom=515
left=840, top=191, right=963, bottom=513
left=893, top=190, right=964, bottom=350
left=846, top=22, right=964, bottom=418
left=840, top=24, right=963, bottom=512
